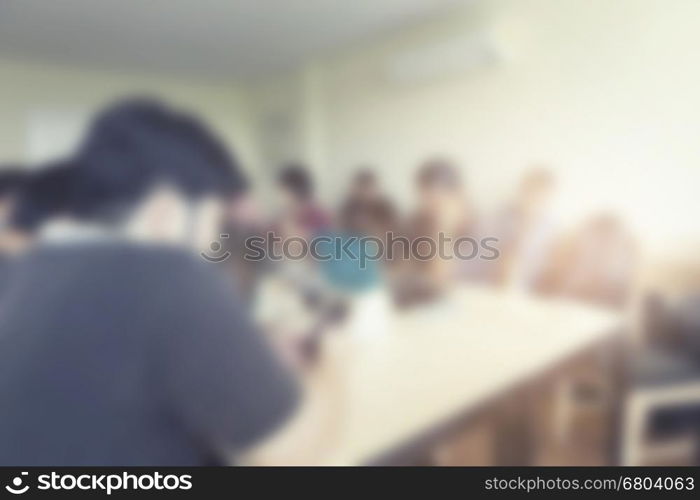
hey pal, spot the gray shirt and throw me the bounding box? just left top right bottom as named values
left=0, top=242, right=298, bottom=465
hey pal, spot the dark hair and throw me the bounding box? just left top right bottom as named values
left=352, top=168, right=377, bottom=189
left=417, top=158, right=462, bottom=192
left=0, top=167, right=28, bottom=198
left=10, top=162, right=77, bottom=233
left=71, top=98, right=248, bottom=221
left=278, top=164, right=313, bottom=200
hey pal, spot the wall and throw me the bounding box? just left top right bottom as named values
left=247, top=0, right=700, bottom=251
left=2, top=0, right=699, bottom=251
left=0, top=57, right=263, bottom=189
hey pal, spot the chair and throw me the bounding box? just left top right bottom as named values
left=621, top=294, right=700, bottom=465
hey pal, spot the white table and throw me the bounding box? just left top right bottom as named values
left=316, top=286, right=622, bottom=464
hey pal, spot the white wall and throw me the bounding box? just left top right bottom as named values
left=2, top=0, right=699, bottom=251
left=246, top=0, right=700, bottom=250
left=0, top=57, right=263, bottom=188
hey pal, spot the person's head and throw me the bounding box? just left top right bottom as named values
left=277, top=164, right=313, bottom=211
left=349, top=168, right=379, bottom=201
left=517, top=167, right=555, bottom=216
left=583, top=213, right=626, bottom=245
left=10, top=162, right=77, bottom=239
left=0, top=167, right=28, bottom=228
left=69, top=98, right=247, bottom=250
left=416, top=158, right=463, bottom=213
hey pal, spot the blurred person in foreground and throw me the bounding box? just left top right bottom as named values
left=0, top=168, right=28, bottom=291
left=0, top=168, right=28, bottom=255
left=0, top=99, right=341, bottom=466
left=487, top=167, right=557, bottom=292
left=8, top=162, right=77, bottom=245
left=0, top=163, right=77, bottom=296
left=395, top=158, right=478, bottom=305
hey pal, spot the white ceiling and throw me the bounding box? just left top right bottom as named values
left=0, top=0, right=462, bottom=78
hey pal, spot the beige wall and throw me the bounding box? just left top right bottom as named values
left=0, top=57, right=264, bottom=189
left=246, top=0, right=700, bottom=251
left=1, top=0, right=699, bottom=251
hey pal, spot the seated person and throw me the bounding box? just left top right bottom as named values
left=395, top=158, right=477, bottom=305
left=485, top=167, right=557, bottom=292
left=339, top=168, right=397, bottom=238
left=319, top=169, right=394, bottom=293
left=0, top=167, right=28, bottom=293
left=274, top=164, right=331, bottom=242
left=8, top=161, right=77, bottom=241
left=540, top=213, right=637, bottom=308
left=0, top=162, right=77, bottom=297
left=0, top=98, right=340, bottom=466
left=0, top=168, right=29, bottom=253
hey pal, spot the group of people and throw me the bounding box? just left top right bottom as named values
left=0, top=96, right=637, bottom=466
left=248, top=156, right=636, bottom=312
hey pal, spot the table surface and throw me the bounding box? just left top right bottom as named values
left=315, top=285, right=622, bottom=465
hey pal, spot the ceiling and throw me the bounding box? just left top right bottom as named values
left=0, top=0, right=462, bottom=78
